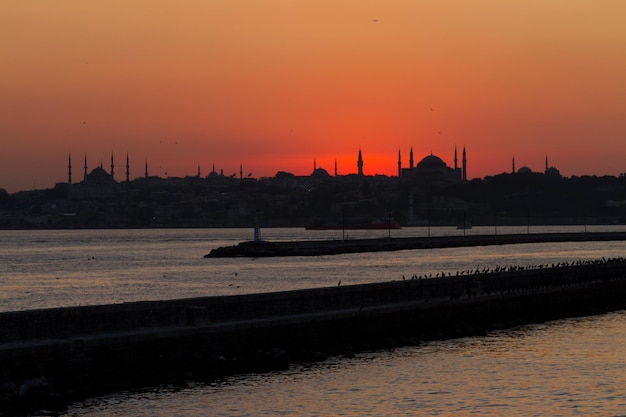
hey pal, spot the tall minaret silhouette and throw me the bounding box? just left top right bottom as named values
left=357, top=148, right=364, bottom=176
left=68, top=153, right=72, bottom=185
left=197, top=164, right=201, bottom=178
left=313, top=159, right=317, bottom=171
left=454, top=145, right=458, bottom=170
left=145, top=160, right=149, bottom=178
left=512, top=156, right=516, bottom=173
left=239, top=163, right=243, bottom=179
left=84, top=154, right=88, bottom=180
left=462, top=146, right=467, bottom=181
left=545, top=154, right=549, bottom=172
left=110, top=153, right=115, bottom=181
left=409, top=147, right=414, bottom=169
left=334, top=159, right=338, bottom=176
left=397, top=148, right=402, bottom=177
left=126, top=153, right=130, bottom=182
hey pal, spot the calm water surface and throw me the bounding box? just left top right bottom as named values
left=2, top=226, right=626, bottom=312
left=2, top=226, right=626, bottom=415
left=63, top=312, right=626, bottom=417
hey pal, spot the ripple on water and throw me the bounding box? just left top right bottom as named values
left=61, top=311, right=626, bottom=417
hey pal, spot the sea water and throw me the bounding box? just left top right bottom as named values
left=63, top=312, right=626, bottom=417
left=2, top=225, right=626, bottom=312
left=1, top=226, right=626, bottom=415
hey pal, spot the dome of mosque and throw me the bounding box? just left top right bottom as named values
left=85, top=167, right=115, bottom=184
left=416, top=154, right=446, bottom=169
left=517, top=166, right=532, bottom=174
left=311, top=167, right=330, bottom=178
left=89, top=167, right=109, bottom=177
left=545, top=167, right=561, bottom=177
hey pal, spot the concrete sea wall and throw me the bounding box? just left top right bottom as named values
left=2, top=258, right=626, bottom=413
left=206, top=231, right=626, bottom=257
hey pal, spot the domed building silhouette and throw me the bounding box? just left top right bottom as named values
left=544, top=155, right=561, bottom=177
left=511, top=155, right=561, bottom=177
left=67, top=153, right=128, bottom=200
left=399, top=146, right=466, bottom=185
left=415, top=154, right=447, bottom=173
left=83, top=166, right=116, bottom=186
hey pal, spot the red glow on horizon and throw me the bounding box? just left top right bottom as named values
left=2, top=1, right=626, bottom=193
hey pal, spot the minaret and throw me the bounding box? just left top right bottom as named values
left=357, top=148, right=364, bottom=176
left=313, top=159, right=317, bottom=171
left=240, top=163, right=243, bottom=179
left=334, top=159, right=338, bottom=176
left=84, top=154, right=88, bottom=180
left=110, top=153, right=115, bottom=181
left=68, top=153, right=72, bottom=185
left=454, top=146, right=458, bottom=170
left=126, top=153, right=130, bottom=183
left=409, top=147, right=414, bottom=169
left=462, top=146, right=467, bottom=181
left=545, top=154, right=549, bottom=173
left=512, top=156, right=516, bottom=174
left=145, top=160, right=148, bottom=178
left=197, top=164, right=201, bottom=178
left=397, top=148, right=402, bottom=177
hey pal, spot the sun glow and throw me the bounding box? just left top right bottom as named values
left=2, top=1, right=626, bottom=192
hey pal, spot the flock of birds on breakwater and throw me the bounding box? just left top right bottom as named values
left=403, top=256, right=626, bottom=281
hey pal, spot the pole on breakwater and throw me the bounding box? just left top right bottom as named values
left=494, top=211, right=497, bottom=236
left=254, top=211, right=262, bottom=242
left=342, top=208, right=345, bottom=241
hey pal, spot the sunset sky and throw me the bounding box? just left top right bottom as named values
left=2, top=1, right=626, bottom=192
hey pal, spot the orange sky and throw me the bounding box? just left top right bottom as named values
left=2, top=1, right=626, bottom=192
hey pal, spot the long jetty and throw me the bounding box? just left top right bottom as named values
left=206, top=231, right=626, bottom=257
left=2, top=257, right=626, bottom=413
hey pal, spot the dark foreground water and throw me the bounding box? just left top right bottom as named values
left=63, top=312, right=626, bottom=417
left=2, top=226, right=626, bottom=415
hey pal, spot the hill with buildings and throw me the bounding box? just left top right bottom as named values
left=1, top=150, right=625, bottom=229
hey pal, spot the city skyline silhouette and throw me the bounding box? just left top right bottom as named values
left=2, top=1, right=626, bottom=193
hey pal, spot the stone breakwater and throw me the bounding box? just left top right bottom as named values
left=205, top=231, right=626, bottom=257
left=2, top=257, right=626, bottom=414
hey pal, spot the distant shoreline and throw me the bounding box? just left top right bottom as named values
left=206, top=231, right=626, bottom=257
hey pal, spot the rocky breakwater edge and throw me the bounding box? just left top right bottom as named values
left=2, top=257, right=626, bottom=415
left=205, top=231, right=626, bottom=257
